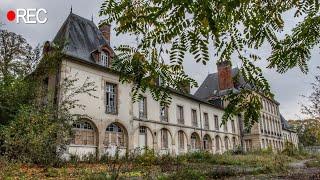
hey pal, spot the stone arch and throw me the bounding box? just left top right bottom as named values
left=224, top=136, right=231, bottom=151
left=134, top=125, right=155, bottom=150
left=215, top=135, right=222, bottom=153
left=104, top=122, right=128, bottom=156
left=203, top=134, right=212, bottom=151
left=176, top=130, right=188, bottom=154
left=232, top=136, right=237, bottom=149
left=71, top=118, right=98, bottom=146
left=190, top=132, right=201, bottom=151
left=158, top=128, right=173, bottom=153
left=69, top=118, right=99, bottom=158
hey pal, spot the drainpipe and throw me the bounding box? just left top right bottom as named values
left=199, top=103, right=203, bottom=150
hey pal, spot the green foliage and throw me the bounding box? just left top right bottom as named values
left=0, top=35, right=97, bottom=166
left=99, top=0, right=319, bottom=127
left=1, top=105, right=71, bottom=165
left=290, top=119, right=320, bottom=146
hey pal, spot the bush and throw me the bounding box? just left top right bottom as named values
left=1, top=105, right=72, bottom=166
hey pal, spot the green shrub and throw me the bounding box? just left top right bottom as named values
left=82, top=153, right=98, bottom=163
left=1, top=105, right=72, bottom=166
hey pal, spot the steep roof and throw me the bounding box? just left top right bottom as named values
left=194, top=68, right=244, bottom=100
left=53, top=13, right=111, bottom=62
left=280, top=114, right=293, bottom=131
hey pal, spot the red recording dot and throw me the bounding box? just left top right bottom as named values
left=7, top=10, right=16, bottom=22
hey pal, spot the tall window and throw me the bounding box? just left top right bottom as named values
left=232, top=137, right=236, bottom=148
left=214, top=115, right=219, bottom=130
left=192, top=109, right=198, bottom=127
left=177, top=105, right=184, bottom=124
left=178, top=131, right=184, bottom=149
left=224, top=137, right=229, bottom=150
left=191, top=133, right=200, bottom=150
left=204, top=113, right=209, bottom=129
left=160, top=105, right=169, bottom=122
left=161, top=129, right=169, bottom=149
left=105, top=123, right=126, bottom=147
left=100, top=52, right=109, bottom=67
left=215, top=136, right=220, bottom=151
left=260, top=118, right=263, bottom=133
left=106, top=83, right=117, bottom=114
left=224, top=122, right=228, bottom=132
left=139, top=97, right=147, bottom=118
left=231, top=120, right=236, bottom=133
left=72, top=121, right=96, bottom=146
left=203, top=135, right=211, bottom=150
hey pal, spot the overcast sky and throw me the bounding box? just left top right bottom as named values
left=0, top=0, right=319, bottom=120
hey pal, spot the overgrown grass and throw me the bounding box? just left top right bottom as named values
left=0, top=148, right=315, bottom=179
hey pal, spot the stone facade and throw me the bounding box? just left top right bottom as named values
left=59, top=59, right=240, bottom=158
left=47, top=13, right=298, bottom=159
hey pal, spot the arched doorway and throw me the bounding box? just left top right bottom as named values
left=191, top=132, right=201, bottom=151
left=159, top=128, right=173, bottom=155
left=104, top=122, right=128, bottom=156
left=232, top=137, right=237, bottom=149
left=224, top=136, right=230, bottom=151
left=70, top=119, right=98, bottom=158
left=177, top=130, right=188, bottom=154
left=203, top=134, right=212, bottom=151
left=215, top=135, right=221, bottom=153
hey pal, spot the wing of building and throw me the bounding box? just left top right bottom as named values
left=42, top=12, right=298, bottom=159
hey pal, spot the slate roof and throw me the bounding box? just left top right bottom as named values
left=280, top=114, right=292, bottom=131
left=194, top=68, right=245, bottom=100
left=53, top=13, right=111, bottom=62
left=51, top=13, right=224, bottom=111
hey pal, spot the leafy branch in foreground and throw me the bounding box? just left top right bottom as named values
left=301, top=66, right=320, bottom=119
left=0, top=40, right=97, bottom=165
left=100, top=0, right=319, bottom=127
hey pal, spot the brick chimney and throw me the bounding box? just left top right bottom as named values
left=217, top=61, right=234, bottom=91
left=99, top=23, right=111, bottom=44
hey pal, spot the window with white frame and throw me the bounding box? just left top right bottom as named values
left=139, top=97, right=147, bottom=118
left=191, top=109, right=198, bottom=127
left=214, top=115, right=219, bottom=130
left=160, top=105, right=169, bottom=122
left=104, top=123, right=126, bottom=147
left=100, top=52, right=109, bottom=67
left=106, top=83, right=117, bottom=114
left=72, top=121, right=96, bottom=146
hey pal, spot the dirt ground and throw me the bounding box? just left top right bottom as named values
left=227, top=159, right=320, bottom=180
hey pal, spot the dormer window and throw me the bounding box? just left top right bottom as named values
left=100, top=52, right=109, bottom=67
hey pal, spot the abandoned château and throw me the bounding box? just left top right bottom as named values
left=45, top=12, right=298, bottom=158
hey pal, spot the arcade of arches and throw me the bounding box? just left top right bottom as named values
left=69, top=119, right=240, bottom=157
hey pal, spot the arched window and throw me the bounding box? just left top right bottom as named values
left=232, top=137, right=237, bottom=149
left=178, top=130, right=185, bottom=149
left=224, top=137, right=230, bottom=150
left=203, top=135, right=212, bottom=150
left=215, top=135, right=221, bottom=151
left=105, top=123, right=126, bottom=147
left=100, top=51, right=109, bottom=67
left=191, top=133, right=200, bottom=150
left=72, top=120, right=96, bottom=146
left=161, top=129, right=169, bottom=149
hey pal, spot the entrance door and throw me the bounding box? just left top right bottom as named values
left=138, top=127, right=147, bottom=153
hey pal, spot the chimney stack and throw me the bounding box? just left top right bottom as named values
left=99, top=23, right=111, bottom=44
left=217, top=61, right=234, bottom=91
